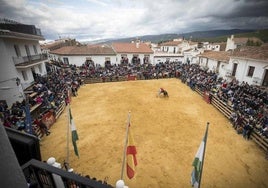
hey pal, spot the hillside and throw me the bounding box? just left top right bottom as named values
left=87, top=29, right=268, bottom=44
left=192, top=29, right=268, bottom=43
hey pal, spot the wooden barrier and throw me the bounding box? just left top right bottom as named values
left=84, top=76, right=128, bottom=84
left=194, top=86, right=268, bottom=153
left=32, top=124, right=43, bottom=139
left=30, top=103, right=41, bottom=113
left=55, top=101, right=66, bottom=120
left=195, top=87, right=204, bottom=97
left=251, top=131, right=268, bottom=152
left=210, top=95, right=233, bottom=119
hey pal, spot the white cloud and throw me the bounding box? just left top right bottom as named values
left=86, top=0, right=109, bottom=6
left=0, top=0, right=267, bottom=41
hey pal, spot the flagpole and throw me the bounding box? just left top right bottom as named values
left=66, top=104, right=70, bottom=170
left=198, top=122, right=209, bottom=188
left=120, top=111, right=131, bottom=180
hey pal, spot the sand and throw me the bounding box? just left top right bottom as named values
left=40, top=78, right=268, bottom=188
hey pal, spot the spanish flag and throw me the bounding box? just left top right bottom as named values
left=126, top=124, right=137, bottom=179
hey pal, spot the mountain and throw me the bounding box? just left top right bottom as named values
left=84, top=29, right=267, bottom=44
left=178, top=29, right=253, bottom=39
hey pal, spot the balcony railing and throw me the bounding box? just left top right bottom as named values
left=22, top=159, right=113, bottom=188
left=13, top=54, right=48, bottom=66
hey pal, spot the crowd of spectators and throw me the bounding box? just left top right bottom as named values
left=2, top=59, right=267, bottom=141
left=54, top=59, right=268, bottom=141
left=53, top=59, right=268, bottom=141
left=0, top=63, right=83, bottom=137
left=53, top=60, right=181, bottom=81
left=177, top=63, right=268, bottom=140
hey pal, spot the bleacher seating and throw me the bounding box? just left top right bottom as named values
left=195, top=87, right=268, bottom=153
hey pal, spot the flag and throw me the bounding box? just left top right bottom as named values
left=69, top=108, right=79, bottom=157
left=126, top=124, right=137, bottom=179
left=191, top=124, right=209, bottom=188
left=23, top=104, right=33, bottom=135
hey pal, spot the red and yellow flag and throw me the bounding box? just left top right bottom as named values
left=126, top=124, right=137, bottom=179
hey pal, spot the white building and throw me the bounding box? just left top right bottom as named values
left=112, top=40, right=154, bottom=65
left=226, top=45, right=268, bottom=86
left=198, top=51, right=231, bottom=75
left=198, top=45, right=268, bottom=86
left=159, top=39, right=197, bottom=54
left=41, top=38, right=79, bottom=60
left=202, top=42, right=225, bottom=51
left=49, top=44, right=116, bottom=67
left=183, top=48, right=203, bottom=64
left=0, top=19, right=47, bottom=106
left=154, top=39, right=198, bottom=64
left=153, top=52, right=184, bottom=64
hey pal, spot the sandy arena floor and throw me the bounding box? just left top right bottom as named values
left=40, top=78, right=268, bottom=188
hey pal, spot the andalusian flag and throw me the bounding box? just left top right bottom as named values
left=191, top=123, right=209, bottom=188
left=126, top=124, right=137, bottom=179
left=69, top=108, right=79, bottom=157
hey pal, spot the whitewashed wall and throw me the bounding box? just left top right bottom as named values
left=153, top=56, right=184, bottom=64
left=225, top=57, right=268, bottom=85
left=56, top=55, right=117, bottom=67
left=0, top=37, right=47, bottom=105
left=183, top=50, right=201, bottom=64
left=225, top=36, right=236, bottom=51
left=115, top=53, right=153, bottom=65
left=160, top=46, right=178, bottom=53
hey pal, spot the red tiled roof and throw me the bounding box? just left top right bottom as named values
left=112, top=42, right=153, bottom=54
left=159, top=41, right=182, bottom=46
left=189, top=41, right=198, bottom=45
left=198, top=51, right=231, bottom=62
left=50, top=45, right=116, bottom=55
left=231, top=46, right=268, bottom=61
left=41, top=41, right=65, bottom=50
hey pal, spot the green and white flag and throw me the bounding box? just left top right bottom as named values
left=69, top=108, right=79, bottom=157
left=191, top=123, right=209, bottom=188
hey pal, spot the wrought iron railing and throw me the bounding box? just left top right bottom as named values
left=22, top=159, right=113, bottom=188
left=13, top=54, right=48, bottom=65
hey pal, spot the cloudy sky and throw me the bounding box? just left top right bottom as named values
left=1, top=0, right=268, bottom=42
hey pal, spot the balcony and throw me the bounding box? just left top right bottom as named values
left=22, top=159, right=113, bottom=188
left=13, top=54, right=48, bottom=68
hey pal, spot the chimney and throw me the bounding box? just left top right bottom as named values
left=136, top=40, right=140, bottom=48
left=231, top=35, right=234, bottom=40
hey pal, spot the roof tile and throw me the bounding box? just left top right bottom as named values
left=112, top=42, right=153, bottom=54
left=50, top=45, right=116, bottom=55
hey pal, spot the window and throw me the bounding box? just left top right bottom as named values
left=33, top=45, right=38, bottom=54
left=38, top=64, right=42, bottom=73
left=14, top=45, right=21, bottom=57
left=25, top=45, right=30, bottom=56
left=63, top=57, right=69, bottom=64
left=247, top=66, right=255, bottom=77
left=22, top=71, right=28, bottom=81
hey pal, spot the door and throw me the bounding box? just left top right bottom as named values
left=232, top=63, right=238, bottom=77
left=262, top=70, right=268, bottom=86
